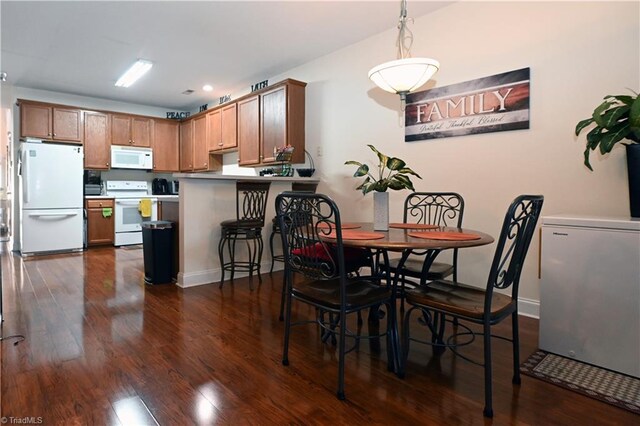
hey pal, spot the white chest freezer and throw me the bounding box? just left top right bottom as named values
left=539, top=215, right=640, bottom=378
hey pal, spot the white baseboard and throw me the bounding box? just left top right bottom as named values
left=177, top=269, right=219, bottom=288
left=518, top=297, right=540, bottom=319
left=177, top=261, right=281, bottom=288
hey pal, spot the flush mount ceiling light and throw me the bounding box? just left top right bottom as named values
left=115, top=59, right=153, bottom=88
left=368, top=0, right=439, bottom=103
left=202, top=84, right=213, bottom=92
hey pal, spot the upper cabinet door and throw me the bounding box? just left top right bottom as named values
left=238, top=95, right=260, bottom=166
left=221, top=103, right=237, bottom=150
left=111, top=115, right=150, bottom=147
left=207, top=109, right=222, bottom=152
left=131, top=117, right=151, bottom=147
left=20, top=101, right=83, bottom=144
left=52, top=107, right=82, bottom=143
left=84, top=111, right=110, bottom=170
left=111, top=114, right=131, bottom=145
left=179, top=120, right=194, bottom=171
left=20, top=103, right=52, bottom=139
left=152, top=119, right=179, bottom=172
left=192, top=115, right=208, bottom=170
left=260, top=85, right=287, bottom=164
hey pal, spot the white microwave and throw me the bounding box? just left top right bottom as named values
left=110, top=146, right=153, bottom=170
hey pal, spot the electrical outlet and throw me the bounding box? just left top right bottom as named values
left=316, top=146, right=323, bottom=157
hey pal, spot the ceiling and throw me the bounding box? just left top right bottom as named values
left=0, top=1, right=451, bottom=111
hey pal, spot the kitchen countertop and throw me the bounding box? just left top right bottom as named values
left=173, top=173, right=319, bottom=183
left=84, top=195, right=179, bottom=200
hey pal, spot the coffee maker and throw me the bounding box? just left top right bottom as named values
left=152, top=178, right=169, bottom=195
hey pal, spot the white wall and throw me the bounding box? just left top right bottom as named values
left=264, top=1, right=639, bottom=311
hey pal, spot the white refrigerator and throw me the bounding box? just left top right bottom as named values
left=19, top=142, right=84, bottom=255
left=540, top=215, right=640, bottom=378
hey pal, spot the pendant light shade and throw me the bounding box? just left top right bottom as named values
left=368, top=57, right=440, bottom=99
left=368, top=0, right=439, bottom=102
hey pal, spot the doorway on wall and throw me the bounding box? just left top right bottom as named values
left=0, top=107, right=13, bottom=242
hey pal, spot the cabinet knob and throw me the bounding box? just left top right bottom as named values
left=106, top=162, right=110, bottom=167
left=129, top=140, right=132, bottom=143
left=218, top=143, right=223, bottom=146
left=48, top=132, right=52, bottom=136
left=53, top=133, right=56, bottom=137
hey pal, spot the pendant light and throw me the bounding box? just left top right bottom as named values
left=368, top=0, right=439, bottom=103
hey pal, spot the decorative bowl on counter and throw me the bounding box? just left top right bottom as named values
left=296, top=150, right=316, bottom=177
left=296, top=168, right=315, bottom=177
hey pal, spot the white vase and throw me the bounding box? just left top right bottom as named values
left=373, top=191, right=389, bottom=231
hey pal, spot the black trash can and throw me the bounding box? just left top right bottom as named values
left=141, top=220, right=174, bottom=284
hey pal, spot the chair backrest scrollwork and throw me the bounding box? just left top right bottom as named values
left=486, top=195, right=544, bottom=305
left=404, top=192, right=465, bottom=228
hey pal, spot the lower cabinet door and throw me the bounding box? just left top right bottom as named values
left=87, top=208, right=115, bottom=246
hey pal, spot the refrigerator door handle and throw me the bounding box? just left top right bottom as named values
left=21, top=147, right=29, bottom=204
left=28, top=212, right=80, bottom=218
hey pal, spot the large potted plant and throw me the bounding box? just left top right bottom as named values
left=575, top=92, right=640, bottom=216
left=345, top=144, right=421, bottom=230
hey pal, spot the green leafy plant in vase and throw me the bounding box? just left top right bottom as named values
left=575, top=92, right=640, bottom=216
left=345, top=144, right=422, bottom=230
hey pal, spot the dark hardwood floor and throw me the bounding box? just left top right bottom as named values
left=0, top=246, right=636, bottom=425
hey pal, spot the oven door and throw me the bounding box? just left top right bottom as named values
left=114, top=198, right=158, bottom=233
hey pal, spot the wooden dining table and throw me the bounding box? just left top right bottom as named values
left=323, top=222, right=495, bottom=373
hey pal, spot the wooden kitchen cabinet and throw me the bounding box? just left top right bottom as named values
left=181, top=114, right=222, bottom=172
left=111, top=114, right=151, bottom=147
left=238, top=95, right=261, bottom=166
left=207, top=109, right=222, bottom=151
left=208, top=103, right=237, bottom=152
left=238, top=79, right=306, bottom=166
left=193, top=115, right=208, bottom=171
left=179, top=120, right=194, bottom=171
left=152, top=119, right=179, bottom=172
left=20, top=101, right=83, bottom=143
left=263, top=80, right=306, bottom=164
left=86, top=198, right=115, bottom=246
left=83, top=111, right=111, bottom=170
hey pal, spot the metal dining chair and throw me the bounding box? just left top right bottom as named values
left=269, top=182, right=319, bottom=273
left=382, top=192, right=465, bottom=314
left=401, top=195, right=544, bottom=418
left=276, top=191, right=398, bottom=400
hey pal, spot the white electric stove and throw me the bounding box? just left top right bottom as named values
left=105, top=181, right=158, bottom=246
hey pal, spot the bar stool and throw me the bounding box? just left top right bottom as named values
left=218, top=181, right=271, bottom=288
left=269, top=182, right=319, bottom=273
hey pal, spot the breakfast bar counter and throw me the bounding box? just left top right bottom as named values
left=173, top=173, right=320, bottom=288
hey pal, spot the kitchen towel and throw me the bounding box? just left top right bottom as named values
left=102, top=207, right=112, bottom=218
left=138, top=199, right=152, bottom=218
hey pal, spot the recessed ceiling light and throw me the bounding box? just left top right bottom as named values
left=203, top=84, right=213, bottom=92
left=115, top=59, right=153, bottom=88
